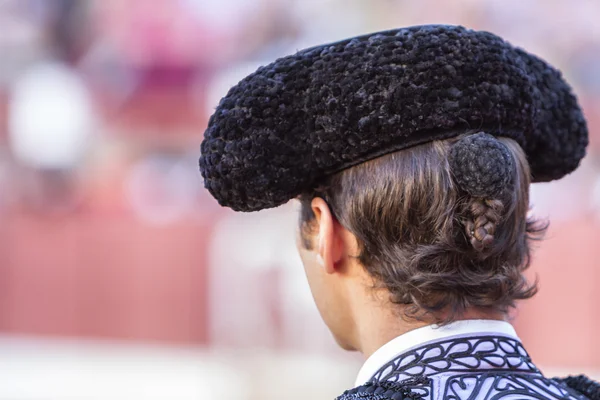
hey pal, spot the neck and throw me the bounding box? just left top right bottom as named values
left=352, top=293, right=507, bottom=358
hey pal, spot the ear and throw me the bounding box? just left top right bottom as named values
left=311, top=197, right=343, bottom=274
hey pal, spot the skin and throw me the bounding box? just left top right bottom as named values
left=296, top=197, right=506, bottom=359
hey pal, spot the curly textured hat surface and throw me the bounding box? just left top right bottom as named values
left=199, top=24, right=588, bottom=212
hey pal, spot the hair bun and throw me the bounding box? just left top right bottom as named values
left=449, top=133, right=515, bottom=199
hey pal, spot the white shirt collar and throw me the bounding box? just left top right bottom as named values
left=354, top=319, right=520, bottom=387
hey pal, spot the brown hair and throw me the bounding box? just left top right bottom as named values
left=299, top=134, right=545, bottom=324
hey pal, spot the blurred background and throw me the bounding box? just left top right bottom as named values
left=0, top=0, right=598, bottom=399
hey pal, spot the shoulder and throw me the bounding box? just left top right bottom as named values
left=337, top=378, right=430, bottom=400
left=555, top=375, right=600, bottom=400
left=337, top=375, right=600, bottom=400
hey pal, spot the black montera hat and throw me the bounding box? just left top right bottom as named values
left=199, top=25, right=588, bottom=212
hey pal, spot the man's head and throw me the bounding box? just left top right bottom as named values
left=198, top=25, right=587, bottom=352
left=296, top=133, right=543, bottom=351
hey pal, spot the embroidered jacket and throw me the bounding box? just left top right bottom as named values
left=337, top=334, right=600, bottom=400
